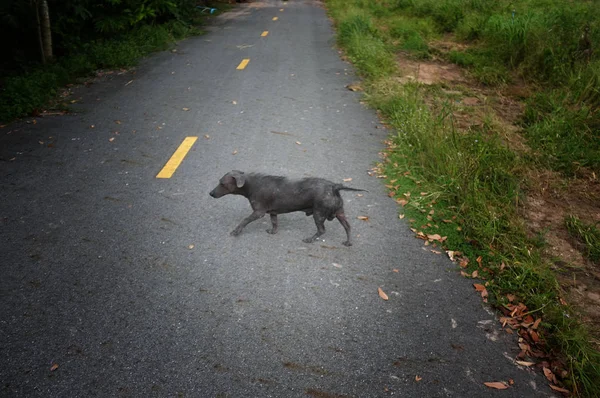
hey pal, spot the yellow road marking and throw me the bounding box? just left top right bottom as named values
left=156, top=136, right=198, bottom=179
left=261, top=31, right=269, bottom=37
left=236, top=58, right=250, bottom=70
left=272, top=16, right=278, bottom=21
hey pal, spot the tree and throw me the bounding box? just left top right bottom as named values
left=34, top=0, right=53, bottom=63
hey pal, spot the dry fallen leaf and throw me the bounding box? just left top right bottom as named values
left=392, top=269, right=399, bottom=273
left=295, top=141, right=301, bottom=145
left=543, top=367, right=558, bottom=384
left=343, top=178, right=352, bottom=182
left=415, top=375, right=422, bottom=382
left=399, top=214, right=405, bottom=219
left=549, top=385, right=570, bottom=393
left=378, top=287, right=389, bottom=301
left=109, top=137, right=115, bottom=142
left=516, top=360, right=535, bottom=367
left=473, top=283, right=488, bottom=302
left=204, top=134, right=210, bottom=139
left=357, top=216, right=369, bottom=221
left=115, top=120, right=121, bottom=124
left=188, top=245, right=194, bottom=249
left=182, top=107, right=190, bottom=111
left=332, top=263, right=342, bottom=268
left=232, top=100, right=237, bottom=105
left=396, top=199, right=408, bottom=206
left=483, top=382, right=508, bottom=390
left=473, top=284, right=486, bottom=292
left=50, top=364, right=59, bottom=372
left=232, top=150, right=238, bottom=155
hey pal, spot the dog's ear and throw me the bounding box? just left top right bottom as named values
left=230, top=170, right=246, bottom=188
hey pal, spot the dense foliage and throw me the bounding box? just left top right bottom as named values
left=1, top=0, right=198, bottom=73
left=0, top=0, right=209, bottom=121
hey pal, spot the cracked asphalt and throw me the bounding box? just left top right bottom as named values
left=0, top=0, right=554, bottom=396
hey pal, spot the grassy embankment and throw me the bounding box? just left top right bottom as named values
left=325, top=0, right=600, bottom=395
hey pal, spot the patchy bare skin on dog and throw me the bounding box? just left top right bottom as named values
left=209, top=171, right=366, bottom=246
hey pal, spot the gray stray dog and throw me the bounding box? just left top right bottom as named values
left=209, top=171, right=366, bottom=246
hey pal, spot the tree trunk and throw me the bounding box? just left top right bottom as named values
left=39, top=0, right=53, bottom=63
left=34, top=0, right=45, bottom=64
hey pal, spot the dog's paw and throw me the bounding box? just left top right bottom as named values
left=342, top=240, right=353, bottom=247
left=302, top=238, right=315, bottom=244
left=266, top=228, right=277, bottom=234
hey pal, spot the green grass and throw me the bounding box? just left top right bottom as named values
left=325, top=0, right=600, bottom=395
left=522, top=88, right=600, bottom=175
left=566, top=216, right=600, bottom=264
left=0, top=18, right=205, bottom=123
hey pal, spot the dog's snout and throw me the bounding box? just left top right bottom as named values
left=209, top=189, right=216, bottom=198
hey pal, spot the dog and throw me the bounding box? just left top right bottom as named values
left=209, top=171, right=366, bottom=246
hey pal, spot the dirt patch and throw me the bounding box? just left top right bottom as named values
left=397, top=57, right=468, bottom=85
left=524, top=169, right=600, bottom=347
left=396, top=52, right=600, bottom=348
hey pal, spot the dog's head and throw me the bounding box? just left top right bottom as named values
left=209, top=170, right=246, bottom=198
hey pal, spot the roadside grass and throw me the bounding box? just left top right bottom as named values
left=0, top=12, right=221, bottom=123
left=326, top=0, right=600, bottom=395
left=566, top=216, right=600, bottom=265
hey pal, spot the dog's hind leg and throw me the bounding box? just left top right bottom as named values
left=303, top=212, right=326, bottom=243
left=231, top=210, right=265, bottom=236
left=336, top=212, right=352, bottom=246
left=266, top=214, right=278, bottom=234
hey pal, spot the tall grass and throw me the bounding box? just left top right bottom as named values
left=336, top=13, right=396, bottom=78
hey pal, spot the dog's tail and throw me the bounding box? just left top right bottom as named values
left=334, top=184, right=369, bottom=193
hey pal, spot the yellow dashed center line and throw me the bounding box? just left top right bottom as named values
left=272, top=16, right=278, bottom=21
left=156, top=136, right=198, bottom=179
left=261, top=31, right=269, bottom=37
left=236, top=58, right=250, bottom=70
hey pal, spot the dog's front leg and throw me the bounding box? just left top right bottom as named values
left=231, top=210, right=265, bottom=236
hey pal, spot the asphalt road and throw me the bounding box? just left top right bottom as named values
left=1, top=0, right=554, bottom=397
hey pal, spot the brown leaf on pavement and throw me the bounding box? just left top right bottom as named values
left=50, top=364, right=59, bottom=371
left=357, top=216, right=369, bottom=221
left=543, top=367, right=558, bottom=384
left=516, top=360, right=535, bottom=367
left=483, top=382, right=508, bottom=390
left=378, top=287, right=389, bottom=301
left=473, top=283, right=488, bottom=302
